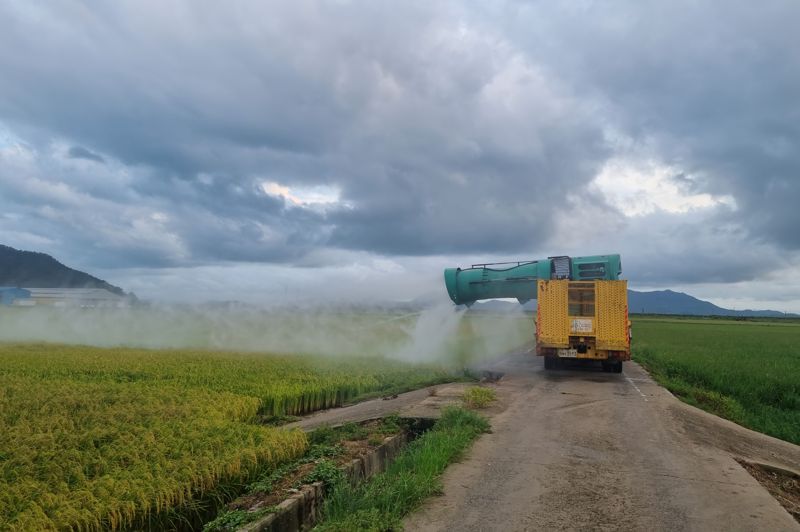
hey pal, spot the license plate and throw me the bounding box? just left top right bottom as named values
left=570, top=318, right=593, bottom=333
left=558, top=348, right=578, bottom=358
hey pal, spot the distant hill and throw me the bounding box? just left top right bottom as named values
left=469, top=289, right=797, bottom=318
left=627, top=289, right=797, bottom=318
left=0, top=245, right=124, bottom=295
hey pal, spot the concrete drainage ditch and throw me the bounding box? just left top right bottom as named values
left=238, top=417, right=435, bottom=532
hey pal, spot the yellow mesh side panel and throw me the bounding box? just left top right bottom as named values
left=537, top=280, right=569, bottom=348
left=596, top=280, right=628, bottom=350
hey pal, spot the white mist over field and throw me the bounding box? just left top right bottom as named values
left=393, top=304, right=467, bottom=362
left=0, top=302, right=534, bottom=366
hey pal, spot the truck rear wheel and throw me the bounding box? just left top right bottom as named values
left=544, top=356, right=555, bottom=370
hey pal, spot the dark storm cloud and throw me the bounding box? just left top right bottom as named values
left=67, top=146, right=105, bottom=163
left=327, top=117, right=608, bottom=255
left=0, top=0, right=798, bottom=291
left=0, top=0, right=611, bottom=266
left=495, top=1, right=800, bottom=251
left=613, top=210, right=789, bottom=285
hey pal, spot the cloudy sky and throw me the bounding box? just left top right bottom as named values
left=1, top=1, right=799, bottom=310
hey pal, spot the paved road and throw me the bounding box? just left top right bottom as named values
left=404, top=351, right=800, bottom=531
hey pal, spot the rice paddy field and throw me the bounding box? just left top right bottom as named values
left=632, top=316, right=800, bottom=445
left=0, top=343, right=455, bottom=531
left=0, top=308, right=532, bottom=531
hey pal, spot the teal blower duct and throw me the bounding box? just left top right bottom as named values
left=444, top=254, right=622, bottom=306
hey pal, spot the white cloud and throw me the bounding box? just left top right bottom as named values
left=593, top=158, right=736, bottom=216
left=261, top=181, right=341, bottom=207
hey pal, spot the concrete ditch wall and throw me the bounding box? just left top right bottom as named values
left=239, top=432, right=410, bottom=532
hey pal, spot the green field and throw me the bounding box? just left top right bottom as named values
left=0, top=343, right=454, bottom=531
left=632, top=316, right=800, bottom=445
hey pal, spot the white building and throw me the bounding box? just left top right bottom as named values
left=23, top=288, right=129, bottom=308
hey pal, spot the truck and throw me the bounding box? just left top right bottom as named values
left=444, top=254, right=630, bottom=372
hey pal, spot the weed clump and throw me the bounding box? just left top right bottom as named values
left=202, top=507, right=278, bottom=532
left=463, top=386, right=497, bottom=408
left=302, top=459, right=346, bottom=488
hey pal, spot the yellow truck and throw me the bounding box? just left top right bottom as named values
left=444, top=254, right=631, bottom=372
left=536, top=279, right=630, bottom=372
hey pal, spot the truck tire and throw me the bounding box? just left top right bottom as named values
left=544, top=356, right=554, bottom=370
left=613, top=361, right=623, bottom=374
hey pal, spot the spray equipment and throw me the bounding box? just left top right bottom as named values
left=443, top=254, right=622, bottom=306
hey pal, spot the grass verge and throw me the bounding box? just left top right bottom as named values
left=314, top=407, right=490, bottom=531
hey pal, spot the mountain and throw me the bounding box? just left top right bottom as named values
left=0, top=245, right=124, bottom=295
left=470, top=289, right=797, bottom=317
left=627, top=289, right=797, bottom=317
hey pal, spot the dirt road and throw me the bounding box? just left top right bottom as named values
left=404, top=351, right=800, bottom=531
